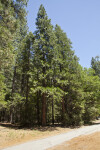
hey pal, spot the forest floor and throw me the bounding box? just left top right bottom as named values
left=0, top=120, right=100, bottom=150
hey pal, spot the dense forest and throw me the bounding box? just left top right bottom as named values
left=0, top=0, right=100, bottom=126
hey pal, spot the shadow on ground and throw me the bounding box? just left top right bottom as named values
left=0, top=123, right=64, bottom=132
left=0, top=119, right=100, bottom=131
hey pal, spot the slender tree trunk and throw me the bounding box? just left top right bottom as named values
left=25, top=48, right=30, bottom=123
left=37, top=91, right=40, bottom=125
left=12, top=66, right=17, bottom=94
left=10, top=107, right=13, bottom=124
left=26, top=47, right=30, bottom=102
left=21, top=69, right=25, bottom=95
left=52, top=98, right=54, bottom=125
left=10, top=66, right=17, bottom=124
left=26, top=74, right=29, bottom=102
left=62, top=98, right=65, bottom=124
left=25, top=74, right=29, bottom=123
left=62, top=98, right=65, bottom=113
left=42, top=93, right=46, bottom=126
left=42, top=51, right=46, bottom=126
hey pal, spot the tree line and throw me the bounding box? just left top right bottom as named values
left=0, top=1, right=100, bottom=126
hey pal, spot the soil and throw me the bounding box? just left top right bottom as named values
left=50, top=132, right=100, bottom=150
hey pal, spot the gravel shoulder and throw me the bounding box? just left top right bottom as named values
left=2, top=122, right=100, bottom=150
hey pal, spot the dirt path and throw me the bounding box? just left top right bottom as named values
left=2, top=123, right=100, bottom=150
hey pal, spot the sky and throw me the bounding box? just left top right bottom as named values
left=27, top=0, right=100, bottom=68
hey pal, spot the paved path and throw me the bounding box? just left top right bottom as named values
left=2, top=124, right=100, bottom=150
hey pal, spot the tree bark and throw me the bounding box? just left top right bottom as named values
left=12, top=66, right=16, bottom=94
left=11, top=66, right=17, bottom=124
left=21, top=70, right=25, bottom=95
left=37, top=91, right=40, bottom=125
left=62, top=98, right=65, bottom=123
left=52, top=98, right=54, bottom=125
left=42, top=92, right=46, bottom=126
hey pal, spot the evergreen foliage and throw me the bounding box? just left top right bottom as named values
left=91, top=56, right=100, bottom=77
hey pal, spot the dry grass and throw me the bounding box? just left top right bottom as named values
left=50, top=131, right=100, bottom=150
left=0, top=123, right=71, bottom=149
